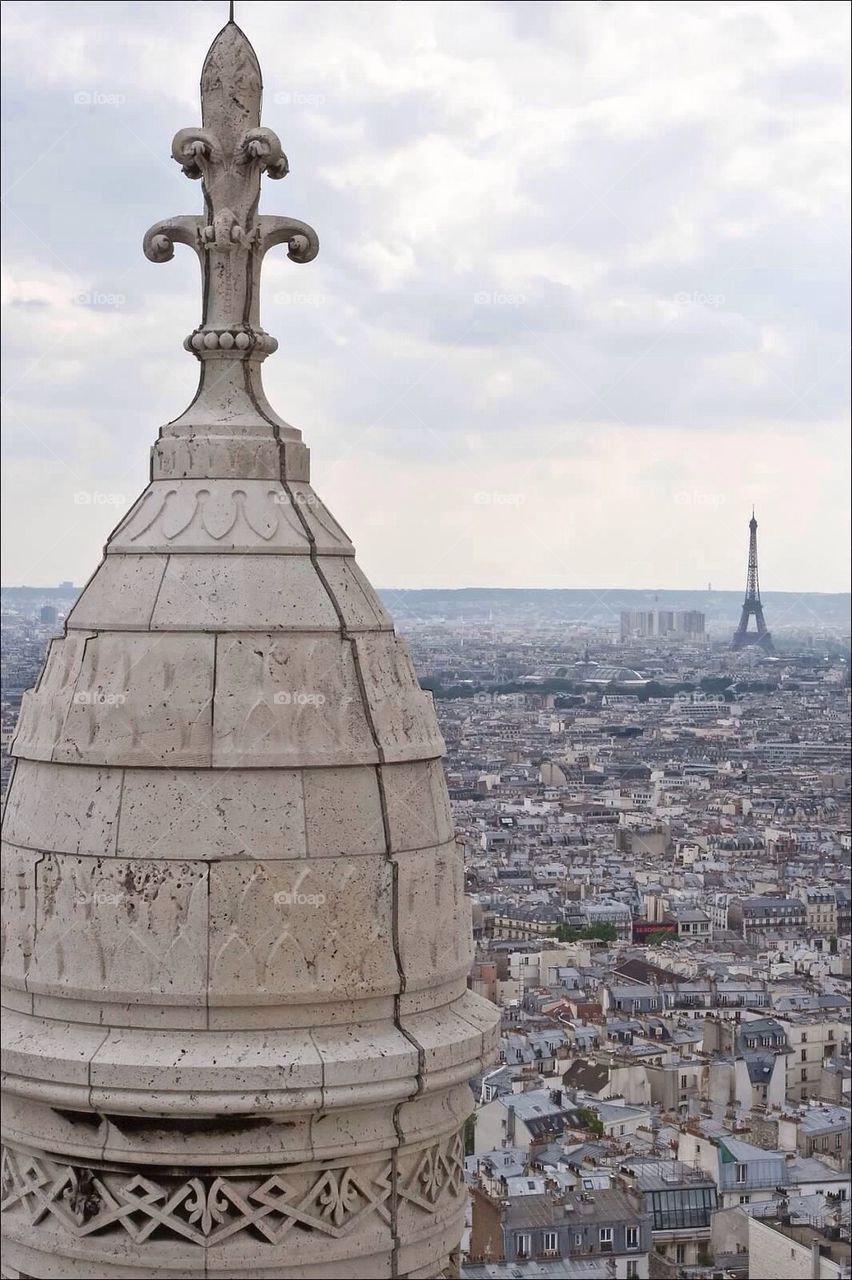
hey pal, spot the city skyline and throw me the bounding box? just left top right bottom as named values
left=2, top=0, right=850, bottom=592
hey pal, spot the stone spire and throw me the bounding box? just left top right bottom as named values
left=143, top=18, right=318, bottom=480
left=0, top=16, right=497, bottom=1280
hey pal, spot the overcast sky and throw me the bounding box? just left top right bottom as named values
left=1, top=0, right=849, bottom=591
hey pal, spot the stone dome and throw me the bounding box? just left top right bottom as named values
left=0, top=18, right=498, bottom=1279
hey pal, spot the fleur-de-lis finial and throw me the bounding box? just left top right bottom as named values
left=143, top=19, right=318, bottom=470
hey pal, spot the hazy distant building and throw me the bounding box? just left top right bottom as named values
left=675, top=609, right=706, bottom=638
left=620, top=610, right=655, bottom=639
left=38, top=605, right=57, bottom=626
left=656, top=609, right=675, bottom=634
left=620, top=609, right=706, bottom=641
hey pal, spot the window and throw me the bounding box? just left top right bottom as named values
left=676, top=1244, right=686, bottom=1264
left=801, top=1068, right=808, bottom=1082
left=739, top=1195, right=751, bottom=1204
left=515, top=1233, right=532, bottom=1259
left=626, top=1225, right=639, bottom=1250
left=574, top=1233, right=583, bottom=1248
left=543, top=1231, right=558, bottom=1255
left=599, top=1227, right=614, bottom=1252
left=735, top=1164, right=747, bottom=1185
left=681, top=1074, right=688, bottom=1088
left=828, top=1029, right=835, bottom=1041
left=627, top=1264, right=639, bottom=1280
left=801, top=1032, right=808, bottom=1043
left=836, top=1134, right=844, bottom=1149
left=801, top=1048, right=808, bottom=1062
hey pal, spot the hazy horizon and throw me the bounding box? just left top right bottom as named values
left=3, top=580, right=849, bottom=604
left=2, top=0, right=850, bottom=592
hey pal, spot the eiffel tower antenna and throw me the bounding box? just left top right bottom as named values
left=732, top=509, right=774, bottom=651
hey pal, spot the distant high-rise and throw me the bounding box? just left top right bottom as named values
left=620, top=609, right=655, bottom=639
left=38, top=604, right=57, bottom=625
left=674, top=610, right=706, bottom=639
left=732, top=509, right=773, bottom=651
left=620, top=608, right=706, bottom=641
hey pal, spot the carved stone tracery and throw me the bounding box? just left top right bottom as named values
left=1, top=1129, right=465, bottom=1248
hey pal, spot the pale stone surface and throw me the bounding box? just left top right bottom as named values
left=211, top=633, right=377, bottom=768
left=10, top=631, right=92, bottom=761
left=117, top=768, right=307, bottom=859
left=394, top=841, right=473, bottom=994
left=1, top=843, right=35, bottom=992
left=26, top=855, right=208, bottom=1009
left=55, top=632, right=215, bottom=767
left=315, top=555, right=394, bottom=631
left=67, top=554, right=168, bottom=630
left=313, top=558, right=394, bottom=632
left=3, top=761, right=123, bottom=855
left=0, top=16, right=497, bottom=1279
left=150, top=553, right=339, bottom=631
left=382, top=758, right=455, bottom=850
left=206, top=856, right=398, bottom=1008
left=287, top=483, right=354, bottom=552
left=302, top=766, right=386, bottom=856
left=354, top=632, right=446, bottom=761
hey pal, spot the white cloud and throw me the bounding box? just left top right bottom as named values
left=1, top=0, right=849, bottom=590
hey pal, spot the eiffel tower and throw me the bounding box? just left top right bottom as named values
left=732, top=509, right=773, bottom=650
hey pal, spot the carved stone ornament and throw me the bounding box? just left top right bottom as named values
left=142, top=19, right=320, bottom=456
